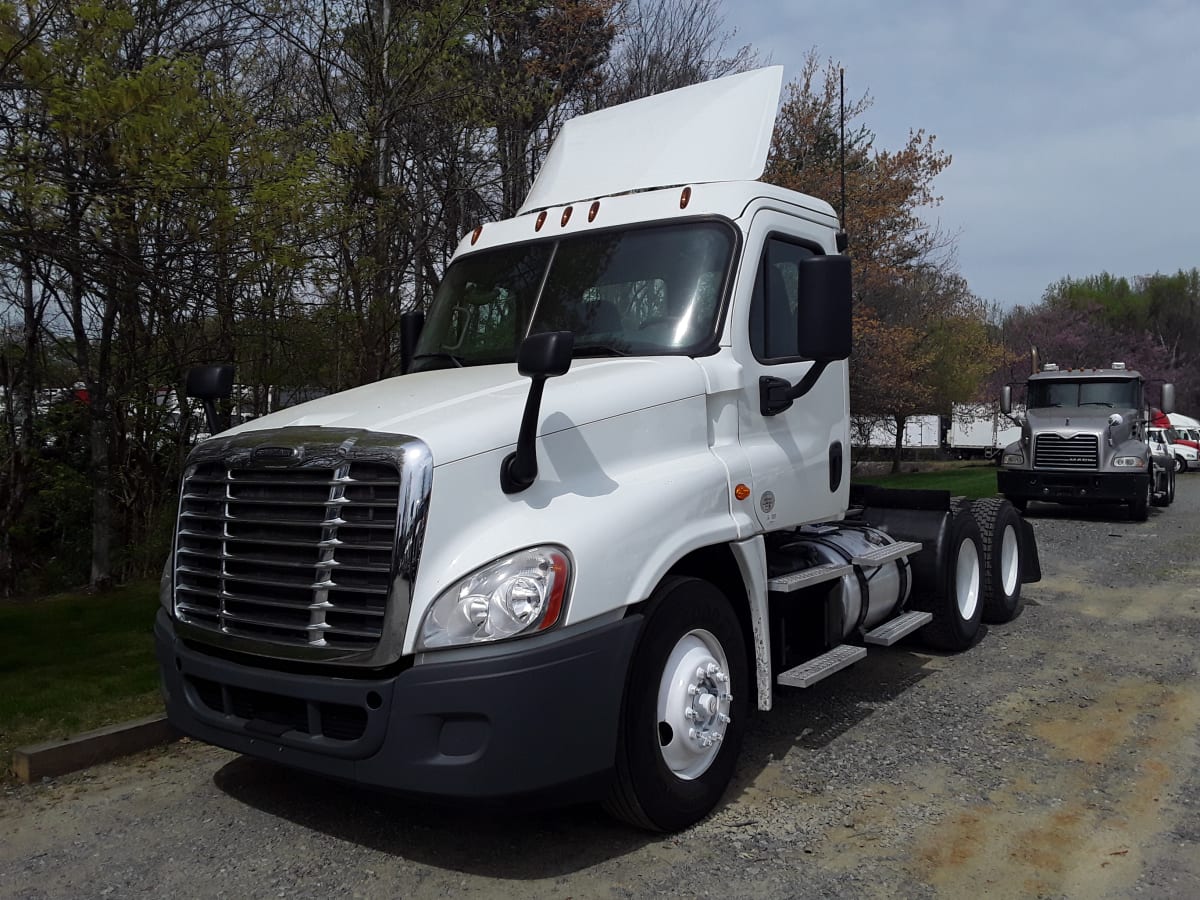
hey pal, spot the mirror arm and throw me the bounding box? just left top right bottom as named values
left=759, top=362, right=830, bottom=417
left=501, top=376, right=550, bottom=494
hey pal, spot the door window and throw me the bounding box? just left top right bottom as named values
left=749, top=238, right=816, bottom=362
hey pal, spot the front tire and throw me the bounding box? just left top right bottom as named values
left=1129, top=470, right=1151, bottom=521
left=605, top=577, right=748, bottom=832
left=1175, top=454, right=1187, bottom=474
left=970, top=498, right=1024, bottom=623
left=916, top=510, right=985, bottom=650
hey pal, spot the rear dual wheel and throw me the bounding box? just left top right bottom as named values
left=968, top=498, right=1024, bottom=623
left=916, top=509, right=984, bottom=651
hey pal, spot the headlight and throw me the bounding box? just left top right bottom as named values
left=418, top=546, right=571, bottom=650
left=1113, top=456, right=1146, bottom=468
left=1002, top=452, right=1024, bottom=465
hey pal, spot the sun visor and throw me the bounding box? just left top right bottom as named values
left=518, top=66, right=784, bottom=214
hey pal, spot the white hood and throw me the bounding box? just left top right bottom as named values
left=224, top=357, right=708, bottom=465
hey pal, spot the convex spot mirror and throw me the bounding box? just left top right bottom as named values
left=795, top=254, right=852, bottom=362
left=518, top=330, right=573, bottom=377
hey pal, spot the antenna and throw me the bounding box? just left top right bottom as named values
left=839, top=67, right=846, bottom=225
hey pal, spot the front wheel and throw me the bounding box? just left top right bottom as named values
left=1175, top=454, right=1188, bottom=474
left=1129, top=470, right=1151, bottom=521
left=605, top=577, right=748, bottom=832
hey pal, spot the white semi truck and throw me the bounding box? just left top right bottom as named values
left=157, top=68, right=1040, bottom=831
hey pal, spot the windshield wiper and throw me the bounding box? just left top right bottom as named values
left=573, top=343, right=631, bottom=357
left=410, top=352, right=465, bottom=368
left=1080, top=401, right=1113, bottom=407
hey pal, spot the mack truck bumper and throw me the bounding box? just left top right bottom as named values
left=997, top=468, right=1146, bottom=503
left=155, top=609, right=641, bottom=800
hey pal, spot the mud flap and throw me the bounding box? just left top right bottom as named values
left=1018, top=516, right=1041, bottom=584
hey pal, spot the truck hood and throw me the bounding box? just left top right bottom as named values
left=1026, top=407, right=1138, bottom=444
left=221, top=357, right=708, bottom=466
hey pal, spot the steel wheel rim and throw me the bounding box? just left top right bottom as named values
left=999, top=524, right=1020, bottom=596
left=956, top=538, right=981, bottom=620
left=656, top=628, right=731, bottom=780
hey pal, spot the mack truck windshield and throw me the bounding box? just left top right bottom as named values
left=997, top=363, right=1175, bottom=520
left=158, top=67, right=1041, bottom=832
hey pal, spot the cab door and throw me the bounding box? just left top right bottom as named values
left=733, top=210, right=850, bottom=531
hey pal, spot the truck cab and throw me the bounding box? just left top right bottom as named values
left=157, top=68, right=1039, bottom=831
left=997, top=363, right=1174, bottom=519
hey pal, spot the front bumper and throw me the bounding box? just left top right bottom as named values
left=997, top=468, right=1146, bottom=503
left=156, top=609, right=641, bottom=799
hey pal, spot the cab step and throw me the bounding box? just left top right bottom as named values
left=850, top=540, right=922, bottom=567
left=767, top=563, right=851, bottom=594
left=862, top=610, right=933, bottom=646
left=776, top=643, right=866, bottom=688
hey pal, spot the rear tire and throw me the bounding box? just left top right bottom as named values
left=605, top=577, right=747, bottom=832
left=969, top=498, right=1024, bottom=623
left=916, top=510, right=984, bottom=651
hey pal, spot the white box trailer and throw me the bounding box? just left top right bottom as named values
left=945, top=403, right=1022, bottom=459
left=851, top=414, right=942, bottom=450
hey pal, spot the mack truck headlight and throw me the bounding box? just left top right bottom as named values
left=1113, top=456, right=1146, bottom=468
left=1002, top=451, right=1024, bottom=466
left=418, top=546, right=571, bottom=649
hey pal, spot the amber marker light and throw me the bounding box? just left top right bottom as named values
left=561, top=206, right=573, bottom=227
left=588, top=200, right=600, bottom=222
left=680, top=186, right=692, bottom=209
left=470, top=225, right=483, bottom=245
left=734, top=484, right=751, bottom=501
left=535, top=210, right=547, bottom=231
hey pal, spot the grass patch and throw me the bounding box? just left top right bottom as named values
left=0, top=580, right=163, bottom=769
left=854, top=464, right=1001, bottom=499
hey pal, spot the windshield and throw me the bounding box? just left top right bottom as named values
left=1027, top=378, right=1140, bottom=409
left=412, top=222, right=735, bottom=370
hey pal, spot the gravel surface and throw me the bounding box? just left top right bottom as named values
left=4, top=481, right=1200, bottom=899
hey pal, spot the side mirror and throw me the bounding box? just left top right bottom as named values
left=399, top=311, right=425, bottom=374
left=795, top=254, right=852, bottom=362
left=1161, top=383, right=1176, bottom=415
left=1000, top=385, right=1012, bottom=415
left=185, top=364, right=234, bottom=435
left=760, top=254, right=852, bottom=416
left=501, top=331, right=574, bottom=494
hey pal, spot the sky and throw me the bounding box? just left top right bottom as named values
left=726, top=0, right=1200, bottom=309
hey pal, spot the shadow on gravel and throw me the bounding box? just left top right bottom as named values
left=213, top=755, right=656, bottom=876
left=737, top=645, right=941, bottom=768
left=1020, top=500, right=1168, bottom=523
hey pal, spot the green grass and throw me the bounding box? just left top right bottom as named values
left=0, top=580, right=163, bottom=768
left=854, top=464, right=1001, bottom=499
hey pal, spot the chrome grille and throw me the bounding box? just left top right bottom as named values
left=1034, top=433, right=1099, bottom=470
left=174, top=458, right=401, bottom=651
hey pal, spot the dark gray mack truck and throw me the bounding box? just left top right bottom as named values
left=997, top=362, right=1175, bottom=520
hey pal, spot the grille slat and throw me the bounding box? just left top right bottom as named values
left=1034, top=433, right=1099, bottom=470
left=174, top=455, right=401, bottom=651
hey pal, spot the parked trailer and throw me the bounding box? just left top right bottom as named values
left=944, top=403, right=1022, bottom=459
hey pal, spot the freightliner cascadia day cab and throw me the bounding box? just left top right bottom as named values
left=997, top=362, right=1175, bottom=520
left=157, top=68, right=1041, bottom=831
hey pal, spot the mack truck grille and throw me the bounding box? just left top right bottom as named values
left=1034, top=433, right=1100, bottom=470
left=174, top=459, right=402, bottom=651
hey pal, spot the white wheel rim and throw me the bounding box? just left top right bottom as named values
left=956, top=538, right=981, bottom=620
left=656, top=629, right=731, bottom=780
left=999, top=524, right=1020, bottom=596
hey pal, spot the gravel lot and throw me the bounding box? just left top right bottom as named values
left=4, top=480, right=1199, bottom=899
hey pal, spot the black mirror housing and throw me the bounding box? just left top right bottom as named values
left=518, top=330, right=574, bottom=378
left=1162, top=383, right=1176, bottom=415
left=185, top=364, right=234, bottom=401
left=795, top=254, right=852, bottom=362
left=399, top=311, right=425, bottom=374
left=1000, top=385, right=1012, bottom=415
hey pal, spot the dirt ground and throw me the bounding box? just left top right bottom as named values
left=3, top=481, right=1199, bottom=899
